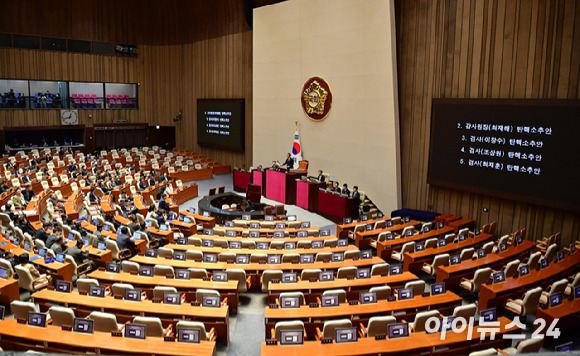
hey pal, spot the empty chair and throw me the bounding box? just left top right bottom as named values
left=301, top=269, right=321, bottom=280
left=344, top=250, right=360, bottom=260
left=373, top=220, right=387, bottom=230
left=370, top=232, right=387, bottom=249
left=15, top=265, right=49, bottom=292
left=460, top=267, right=492, bottom=293
left=213, top=239, right=228, bottom=248
left=503, top=259, right=521, bottom=278
left=401, top=226, right=415, bottom=237
left=188, top=237, right=202, bottom=246
left=261, top=270, right=283, bottom=292
left=424, top=238, right=438, bottom=249
left=565, top=273, right=580, bottom=295
left=505, top=286, right=543, bottom=317
left=196, top=289, right=221, bottom=305
left=154, top=264, right=175, bottom=277
left=360, top=316, right=397, bottom=337
left=157, top=247, right=174, bottom=259
left=404, top=280, right=425, bottom=295
left=524, top=251, right=542, bottom=270
left=11, top=301, right=39, bottom=320
left=323, top=239, right=338, bottom=247
left=460, top=247, right=475, bottom=261
left=278, top=292, right=305, bottom=306
left=77, top=278, right=100, bottom=294
left=348, top=225, right=365, bottom=240
left=186, top=250, right=203, bottom=261
left=89, top=311, right=124, bottom=332
left=250, top=254, right=267, bottom=263
left=391, top=242, right=414, bottom=262
left=121, top=260, right=140, bottom=273
left=0, top=259, right=15, bottom=278
left=153, top=286, right=178, bottom=300
left=49, top=306, right=75, bottom=327
left=544, top=243, right=557, bottom=262
left=336, top=266, right=357, bottom=279
left=188, top=268, right=208, bottom=279
left=218, top=253, right=236, bottom=263
left=269, top=241, right=284, bottom=250
left=369, top=285, right=392, bottom=300
left=133, top=316, right=173, bottom=337
left=111, top=283, right=134, bottom=296
left=282, top=254, right=300, bottom=263
left=409, top=310, right=440, bottom=332
left=481, top=241, right=495, bottom=254
left=420, top=222, right=432, bottom=233
left=453, top=303, right=477, bottom=320
left=539, top=279, right=568, bottom=305
left=444, top=233, right=456, bottom=243
left=371, top=263, right=390, bottom=276
left=322, top=289, right=347, bottom=303
left=176, top=321, right=216, bottom=341
left=315, top=252, right=332, bottom=262
left=272, top=320, right=305, bottom=342
left=241, top=240, right=256, bottom=249
left=226, top=269, right=249, bottom=292
left=316, top=319, right=352, bottom=340
left=422, top=253, right=449, bottom=275
left=497, top=338, right=543, bottom=354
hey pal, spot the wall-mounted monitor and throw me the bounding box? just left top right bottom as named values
left=197, top=99, right=245, bottom=151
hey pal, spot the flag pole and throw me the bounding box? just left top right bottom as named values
left=295, top=120, right=298, bottom=130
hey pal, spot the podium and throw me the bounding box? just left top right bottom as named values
left=317, top=189, right=359, bottom=222
left=296, top=178, right=325, bottom=211
left=252, top=169, right=265, bottom=196
left=233, top=168, right=252, bottom=192
left=264, top=168, right=306, bottom=204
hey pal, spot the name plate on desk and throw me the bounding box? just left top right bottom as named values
left=349, top=300, right=358, bottom=305
left=190, top=301, right=200, bottom=306
left=164, top=336, right=175, bottom=342
left=269, top=304, right=279, bottom=309
left=202, top=277, right=210, bottom=281
left=61, top=325, right=72, bottom=331
left=321, top=338, right=333, bottom=344
left=266, top=339, right=278, bottom=345
left=111, top=331, right=122, bottom=337
left=309, top=278, right=317, bottom=282
left=375, top=334, right=386, bottom=340
left=271, top=279, right=280, bottom=284
left=309, top=303, right=319, bottom=308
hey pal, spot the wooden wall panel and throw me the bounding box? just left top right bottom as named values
left=396, top=0, right=580, bottom=244
left=0, top=0, right=255, bottom=168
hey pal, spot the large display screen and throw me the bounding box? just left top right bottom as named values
left=428, top=99, right=580, bottom=212
left=197, top=99, right=245, bottom=151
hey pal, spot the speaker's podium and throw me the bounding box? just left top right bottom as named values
left=264, top=168, right=306, bottom=205
left=295, top=177, right=325, bottom=211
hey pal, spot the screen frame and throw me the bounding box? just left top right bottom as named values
left=428, top=98, right=580, bottom=212
left=196, top=98, right=245, bottom=152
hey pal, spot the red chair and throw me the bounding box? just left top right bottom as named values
left=81, top=99, right=88, bottom=108
left=124, top=94, right=129, bottom=99
left=127, top=99, right=133, bottom=107
left=78, top=94, right=84, bottom=99
left=112, top=95, right=118, bottom=99
left=71, top=94, right=78, bottom=99
left=115, top=99, right=121, bottom=105
left=106, top=95, right=112, bottom=100
left=91, top=94, right=97, bottom=99
left=94, top=98, right=101, bottom=106
left=74, top=99, right=81, bottom=108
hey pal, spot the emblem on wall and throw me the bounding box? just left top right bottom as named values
left=301, top=76, right=332, bottom=121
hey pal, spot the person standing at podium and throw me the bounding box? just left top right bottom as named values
left=283, top=153, right=294, bottom=168
left=317, top=170, right=325, bottom=182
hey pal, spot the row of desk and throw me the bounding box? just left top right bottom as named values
left=261, top=316, right=519, bottom=356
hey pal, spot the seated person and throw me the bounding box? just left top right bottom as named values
left=2, top=250, right=18, bottom=269
left=65, top=239, right=97, bottom=271
left=341, top=184, right=351, bottom=197
left=154, top=210, right=167, bottom=227
left=35, top=222, right=50, bottom=244
left=18, top=253, right=51, bottom=282
left=116, top=226, right=137, bottom=256
left=88, top=187, right=100, bottom=204
left=50, top=235, right=66, bottom=255
left=332, top=182, right=341, bottom=193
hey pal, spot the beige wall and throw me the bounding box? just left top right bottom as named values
left=253, top=0, right=401, bottom=213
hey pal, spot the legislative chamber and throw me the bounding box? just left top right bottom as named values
left=0, top=0, right=577, bottom=355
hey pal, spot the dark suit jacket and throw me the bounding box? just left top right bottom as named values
left=65, top=245, right=89, bottom=265
left=116, top=233, right=136, bottom=252
left=45, top=234, right=57, bottom=249
left=342, top=188, right=351, bottom=197
left=283, top=157, right=294, bottom=167
left=352, top=191, right=361, bottom=201
left=317, top=175, right=325, bottom=182
left=35, top=228, right=49, bottom=243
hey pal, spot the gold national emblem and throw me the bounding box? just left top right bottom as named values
left=301, top=77, right=332, bottom=121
